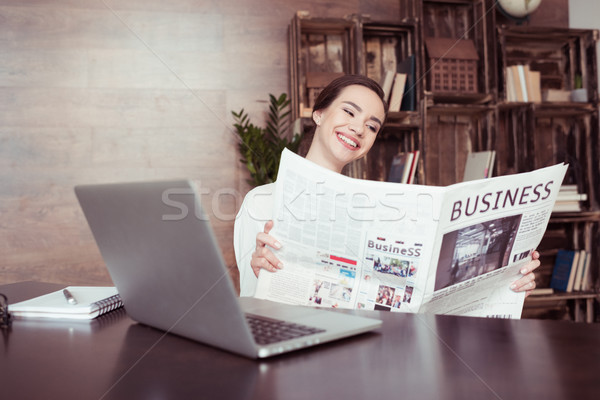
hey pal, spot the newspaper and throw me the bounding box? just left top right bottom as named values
left=254, top=149, right=568, bottom=319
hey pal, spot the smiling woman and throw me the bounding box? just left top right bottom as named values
left=234, top=74, right=388, bottom=296
left=304, top=77, right=388, bottom=173
left=233, top=74, right=541, bottom=300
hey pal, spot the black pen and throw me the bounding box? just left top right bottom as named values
left=63, top=289, right=78, bottom=305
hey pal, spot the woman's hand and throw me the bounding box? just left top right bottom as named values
left=510, top=250, right=540, bottom=298
left=250, top=220, right=283, bottom=278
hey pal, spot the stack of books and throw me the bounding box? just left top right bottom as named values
left=549, top=249, right=592, bottom=293
left=504, top=65, right=542, bottom=103
left=552, top=184, right=588, bottom=213
left=387, top=150, right=420, bottom=184
left=381, top=70, right=408, bottom=112
left=379, top=56, right=416, bottom=113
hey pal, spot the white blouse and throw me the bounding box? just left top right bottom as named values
left=233, top=183, right=275, bottom=296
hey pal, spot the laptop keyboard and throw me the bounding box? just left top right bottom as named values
left=245, top=314, right=325, bottom=345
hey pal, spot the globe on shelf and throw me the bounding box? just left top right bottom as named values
left=497, top=0, right=542, bottom=20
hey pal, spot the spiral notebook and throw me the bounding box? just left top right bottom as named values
left=10, top=286, right=122, bottom=320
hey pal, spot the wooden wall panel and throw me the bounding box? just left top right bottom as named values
left=0, top=0, right=569, bottom=292
left=0, top=0, right=400, bottom=292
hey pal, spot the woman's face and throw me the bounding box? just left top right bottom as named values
left=311, top=84, right=385, bottom=172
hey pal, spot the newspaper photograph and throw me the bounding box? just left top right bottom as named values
left=254, top=149, right=568, bottom=319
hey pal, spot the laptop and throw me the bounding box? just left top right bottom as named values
left=75, top=180, right=382, bottom=358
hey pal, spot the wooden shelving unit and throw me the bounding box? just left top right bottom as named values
left=495, top=26, right=599, bottom=322
left=288, top=3, right=600, bottom=322
left=289, top=12, right=422, bottom=182
left=288, top=12, right=357, bottom=121
left=524, top=292, right=600, bottom=323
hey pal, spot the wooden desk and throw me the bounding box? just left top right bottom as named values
left=1, top=281, right=599, bottom=400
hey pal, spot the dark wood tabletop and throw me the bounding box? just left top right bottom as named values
left=1, top=281, right=599, bottom=400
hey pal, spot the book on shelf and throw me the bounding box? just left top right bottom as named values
left=552, top=184, right=587, bottom=212
left=381, top=70, right=395, bottom=103
left=573, top=250, right=590, bottom=292
left=567, top=250, right=581, bottom=292
left=388, top=73, right=407, bottom=112
left=505, top=65, right=541, bottom=103
left=556, top=184, right=585, bottom=196
left=552, top=202, right=582, bottom=213
left=10, top=286, right=123, bottom=320
left=505, top=66, right=517, bottom=102
left=397, top=55, right=416, bottom=111
left=507, top=65, right=527, bottom=102
left=542, top=89, right=571, bottom=102
left=550, top=250, right=578, bottom=292
left=516, top=65, right=529, bottom=102
left=388, top=152, right=412, bottom=183
left=529, top=288, right=554, bottom=296
left=580, top=251, right=592, bottom=291
left=559, top=184, right=579, bottom=191
left=407, top=150, right=419, bottom=184
left=526, top=70, right=542, bottom=103
left=506, top=66, right=520, bottom=102
left=462, top=150, right=495, bottom=181
left=388, top=151, right=419, bottom=184
left=573, top=250, right=586, bottom=292
left=556, top=192, right=588, bottom=201
left=549, top=249, right=592, bottom=293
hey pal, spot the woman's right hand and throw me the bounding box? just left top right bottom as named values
left=250, top=220, right=283, bottom=277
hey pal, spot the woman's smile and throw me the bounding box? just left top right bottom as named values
left=336, top=132, right=360, bottom=150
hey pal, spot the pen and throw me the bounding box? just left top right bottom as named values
left=63, top=289, right=78, bottom=305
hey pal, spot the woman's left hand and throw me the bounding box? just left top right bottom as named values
left=510, top=250, right=540, bottom=298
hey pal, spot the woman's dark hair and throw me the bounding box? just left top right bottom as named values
left=312, top=74, right=389, bottom=119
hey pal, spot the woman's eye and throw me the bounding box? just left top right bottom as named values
left=368, top=125, right=379, bottom=133
left=344, top=108, right=354, bottom=117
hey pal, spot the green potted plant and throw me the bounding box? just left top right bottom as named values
left=232, top=93, right=302, bottom=186
left=571, top=73, right=588, bottom=102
